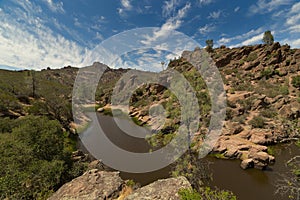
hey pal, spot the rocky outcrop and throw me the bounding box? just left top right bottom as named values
left=48, top=169, right=124, bottom=200
left=125, top=176, right=191, bottom=200
left=49, top=169, right=191, bottom=200
left=93, top=43, right=300, bottom=171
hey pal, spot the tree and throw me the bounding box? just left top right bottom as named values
left=161, top=61, right=165, bottom=71
left=205, top=39, right=214, bottom=52
left=262, top=30, right=274, bottom=45
left=0, top=116, right=86, bottom=199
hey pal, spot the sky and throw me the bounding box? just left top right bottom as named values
left=0, top=0, right=300, bottom=71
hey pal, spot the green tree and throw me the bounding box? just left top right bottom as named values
left=0, top=116, right=77, bottom=199
left=262, top=30, right=274, bottom=45
left=206, top=39, right=214, bottom=52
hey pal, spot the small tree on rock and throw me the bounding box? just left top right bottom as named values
left=262, top=30, right=274, bottom=45
left=205, top=39, right=214, bottom=52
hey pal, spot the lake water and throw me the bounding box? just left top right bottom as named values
left=79, top=113, right=299, bottom=200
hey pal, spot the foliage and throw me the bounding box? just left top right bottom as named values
left=249, top=116, right=266, bottom=128
left=179, top=187, right=237, bottom=200
left=261, top=67, right=273, bottom=79
left=0, top=116, right=85, bottom=199
left=275, top=155, right=300, bottom=199
left=179, top=188, right=202, bottom=200
left=260, top=107, right=277, bottom=118
left=246, top=52, right=258, bottom=62
left=255, top=80, right=289, bottom=98
left=262, top=30, right=274, bottom=45
left=206, top=39, right=214, bottom=52
left=172, top=153, right=212, bottom=191
left=292, top=75, right=300, bottom=88
left=0, top=117, right=14, bottom=133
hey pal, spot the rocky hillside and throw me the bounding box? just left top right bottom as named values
left=96, top=42, right=300, bottom=170
left=210, top=42, right=300, bottom=169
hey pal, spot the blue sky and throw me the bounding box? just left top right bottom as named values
left=0, top=0, right=300, bottom=71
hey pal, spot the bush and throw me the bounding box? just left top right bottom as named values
left=292, top=75, right=300, bottom=88
left=179, top=188, right=202, bottom=200
left=249, top=116, right=266, bottom=128
left=0, top=116, right=84, bottom=199
left=260, top=108, right=277, bottom=118
left=261, top=67, right=273, bottom=79
left=179, top=187, right=237, bottom=200
left=246, top=52, right=258, bottom=62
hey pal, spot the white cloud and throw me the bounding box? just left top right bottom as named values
left=239, top=33, right=264, bottom=46
left=74, top=18, right=81, bottom=27
left=285, top=2, right=300, bottom=26
left=282, top=38, right=300, bottom=48
left=280, top=2, right=300, bottom=48
left=162, top=0, right=180, bottom=17
left=249, top=0, right=292, bottom=14
left=199, top=24, right=215, bottom=35
left=121, top=0, right=132, bottom=10
left=234, top=7, right=240, bottom=12
left=141, top=3, right=191, bottom=46
left=0, top=1, right=85, bottom=70
left=218, top=27, right=264, bottom=45
left=118, top=0, right=133, bottom=16
left=286, top=13, right=300, bottom=25
left=288, top=24, right=300, bottom=33
left=95, top=32, right=104, bottom=41
left=42, top=0, right=65, bottom=13
left=198, top=0, right=214, bottom=6
left=208, top=10, right=221, bottom=19
left=290, top=2, right=300, bottom=13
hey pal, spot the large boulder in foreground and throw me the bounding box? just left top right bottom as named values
left=48, top=169, right=192, bottom=200
left=48, top=169, right=124, bottom=200
left=125, top=176, right=191, bottom=200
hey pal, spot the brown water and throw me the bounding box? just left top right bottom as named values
left=80, top=113, right=299, bottom=200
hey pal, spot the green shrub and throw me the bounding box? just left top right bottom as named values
left=292, top=75, right=300, bottom=88
left=246, top=52, right=258, bottom=62
left=260, top=108, right=277, bottom=118
left=0, top=116, right=86, bottom=199
left=179, top=188, right=202, bottom=200
left=261, top=67, right=273, bottom=79
left=179, top=187, right=237, bottom=200
left=249, top=116, right=266, bottom=128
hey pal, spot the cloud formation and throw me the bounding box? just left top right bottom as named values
left=199, top=24, right=215, bottom=35
left=162, top=0, right=180, bottom=17
left=42, top=0, right=65, bottom=13
left=141, top=3, right=191, bottom=46
left=118, top=0, right=133, bottom=16
left=0, top=0, right=85, bottom=70
left=249, top=0, right=292, bottom=14
left=208, top=10, right=221, bottom=19
left=198, top=0, right=214, bottom=6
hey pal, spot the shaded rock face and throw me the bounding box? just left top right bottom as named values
left=125, top=176, right=191, bottom=200
left=48, top=169, right=124, bottom=200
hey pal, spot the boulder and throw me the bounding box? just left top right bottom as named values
left=48, top=170, right=124, bottom=200
left=224, top=148, right=241, bottom=159
left=243, top=61, right=260, bottom=70
left=248, top=151, right=275, bottom=170
left=249, top=129, right=274, bottom=145
left=125, top=176, right=191, bottom=200
left=240, top=159, right=254, bottom=169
